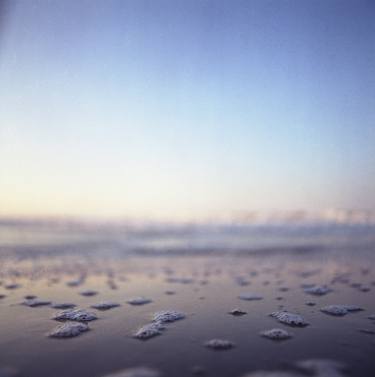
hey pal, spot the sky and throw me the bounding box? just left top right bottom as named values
left=0, top=0, right=374, bottom=221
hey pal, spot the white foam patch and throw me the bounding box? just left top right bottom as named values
left=22, top=299, right=51, bottom=307
left=51, top=303, right=77, bottom=309
left=166, top=277, right=194, bottom=284
left=53, top=308, right=98, bottom=322
left=49, top=322, right=89, bottom=338
left=66, top=279, right=84, bottom=287
left=80, top=289, right=98, bottom=296
left=238, top=293, right=263, bottom=301
left=204, top=339, right=235, bottom=350
left=102, top=367, right=161, bottom=377
left=229, top=308, right=247, bottom=316
left=152, top=310, right=185, bottom=323
left=261, top=328, right=293, bottom=340
left=91, top=301, right=121, bottom=310
left=133, top=322, right=165, bottom=340
left=127, top=297, right=152, bottom=306
left=320, top=305, right=363, bottom=316
left=4, top=284, right=21, bottom=290
left=270, top=311, right=309, bottom=327
left=303, top=285, right=331, bottom=296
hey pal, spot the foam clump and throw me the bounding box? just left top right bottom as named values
left=22, top=299, right=51, bottom=307
left=51, top=303, right=77, bottom=309
left=320, top=305, right=363, bottom=316
left=166, top=277, right=194, bottom=284
left=80, top=289, right=98, bottom=297
left=91, top=301, right=120, bottom=310
left=133, top=322, right=165, bottom=340
left=134, top=310, right=185, bottom=340
left=204, top=339, right=235, bottom=350
left=304, top=285, right=331, bottom=296
left=5, top=283, right=20, bottom=290
left=53, top=308, right=98, bottom=322
left=127, top=297, right=152, bottom=306
left=229, top=308, right=247, bottom=316
left=238, top=293, right=263, bottom=301
left=270, top=311, right=309, bottom=327
left=66, top=279, right=84, bottom=287
left=102, top=367, right=161, bottom=377
left=261, top=328, right=292, bottom=340
left=49, top=322, right=89, bottom=338
left=152, top=310, right=185, bottom=323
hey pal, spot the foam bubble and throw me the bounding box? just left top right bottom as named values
left=80, top=290, right=98, bottom=297
left=320, top=305, right=363, bottom=316
left=22, top=299, right=51, bottom=307
left=204, top=339, right=235, bottom=350
left=152, top=310, right=185, bottom=323
left=270, top=311, right=309, bottom=327
left=261, top=328, right=293, bottom=340
left=51, top=303, right=77, bottom=309
left=53, top=308, right=98, bottom=322
left=91, top=301, right=121, bottom=310
left=127, top=297, right=152, bottom=306
left=49, top=322, right=89, bottom=338
left=229, top=308, right=247, bottom=316
left=304, top=285, right=331, bottom=296
left=238, top=293, right=263, bottom=301
left=133, top=322, right=165, bottom=340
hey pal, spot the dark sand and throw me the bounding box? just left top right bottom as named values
left=0, top=223, right=374, bottom=376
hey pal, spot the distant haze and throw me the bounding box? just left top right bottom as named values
left=0, top=0, right=374, bottom=220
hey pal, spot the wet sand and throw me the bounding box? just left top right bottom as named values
left=0, top=227, right=375, bottom=376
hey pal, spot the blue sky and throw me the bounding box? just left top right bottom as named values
left=0, top=0, right=374, bottom=219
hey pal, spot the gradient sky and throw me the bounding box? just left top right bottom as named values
left=0, top=0, right=374, bottom=220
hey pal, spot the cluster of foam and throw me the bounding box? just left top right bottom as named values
left=80, top=289, right=98, bottom=297
left=102, top=367, right=161, bottom=377
left=204, top=339, right=235, bottom=350
left=165, top=277, right=194, bottom=284
left=134, top=322, right=165, bottom=340
left=270, top=311, right=309, bottom=327
left=53, top=308, right=98, bottom=322
left=238, top=293, right=263, bottom=301
left=261, top=328, right=292, bottom=341
left=49, top=322, right=89, bottom=338
left=22, top=299, right=51, bottom=307
left=4, top=283, right=21, bottom=290
left=51, top=303, right=77, bottom=309
left=91, top=301, right=121, bottom=310
left=127, top=297, right=152, bottom=306
left=152, top=310, right=185, bottom=323
left=66, top=278, right=85, bottom=287
left=134, top=310, right=185, bottom=340
left=229, top=308, right=247, bottom=316
left=303, top=285, right=331, bottom=296
left=320, top=305, right=363, bottom=316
